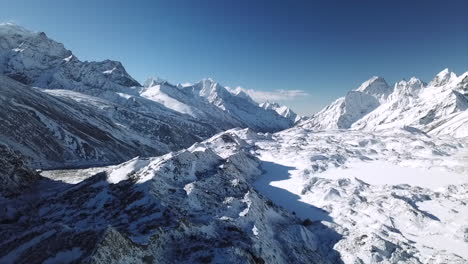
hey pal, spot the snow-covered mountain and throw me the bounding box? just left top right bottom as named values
left=299, top=69, right=468, bottom=137
left=300, top=76, right=390, bottom=129
left=1, top=22, right=467, bottom=264
left=0, top=23, right=140, bottom=94
left=140, top=77, right=294, bottom=132
left=0, top=23, right=298, bottom=168
left=0, top=74, right=218, bottom=169
left=259, top=101, right=301, bottom=123
left=0, top=23, right=294, bottom=134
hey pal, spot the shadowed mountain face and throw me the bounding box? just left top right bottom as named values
left=0, top=144, right=39, bottom=197
left=0, top=75, right=217, bottom=169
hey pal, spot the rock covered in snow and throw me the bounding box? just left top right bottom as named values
left=0, top=130, right=336, bottom=264
left=2, top=124, right=467, bottom=263
left=355, top=76, right=392, bottom=102
left=0, top=23, right=140, bottom=92
left=259, top=101, right=300, bottom=124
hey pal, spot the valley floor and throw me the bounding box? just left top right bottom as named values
left=35, top=128, right=468, bottom=263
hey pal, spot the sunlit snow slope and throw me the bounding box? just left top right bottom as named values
left=300, top=69, right=468, bottom=138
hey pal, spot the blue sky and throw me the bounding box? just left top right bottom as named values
left=1, top=0, right=467, bottom=114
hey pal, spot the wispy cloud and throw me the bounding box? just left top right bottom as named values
left=229, top=87, right=310, bottom=103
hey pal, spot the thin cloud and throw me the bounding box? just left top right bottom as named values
left=230, top=87, right=310, bottom=103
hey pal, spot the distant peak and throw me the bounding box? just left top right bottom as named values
left=437, top=68, right=450, bottom=76
left=355, top=76, right=390, bottom=99
left=0, top=22, right=22, bottom=28
left=193, top=78, right=216, bottom=89
left=355, top=76, right=387, bottom=92
left=0, top=22, right=34, bottom=36
left=144, top=76, right=166, bottom=87
left=431, top=68, right=457, bottom=86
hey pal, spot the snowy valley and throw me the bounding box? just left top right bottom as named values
left=0, top=23, right=467, bottom=264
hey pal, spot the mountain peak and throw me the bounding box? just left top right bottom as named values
left=355, top=76, right=391, bottom=100
left=356, top=76, right=387, bottom=89
left=143, top=76, right=167, bottom=87
left=0, top=22, right=33, bottom=35
left=431, top=68, right=457, bottom=86
left=259, top=101, right=281, bottom=109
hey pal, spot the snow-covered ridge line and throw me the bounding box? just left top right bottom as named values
left=140, top=76, right=296, bottom=132
left=0, top=23, right=300, bottom=167
left=0, top=23, right=297, bottom=134
left=299, top=68, right=468, bottom=138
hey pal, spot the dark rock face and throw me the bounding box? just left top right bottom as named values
left=0, top=144, right=39, bottom=197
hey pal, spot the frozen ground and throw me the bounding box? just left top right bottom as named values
left=241, top=127, right=468, bottom=263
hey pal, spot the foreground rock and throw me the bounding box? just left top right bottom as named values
left=0, top=131, right=337, bottom=264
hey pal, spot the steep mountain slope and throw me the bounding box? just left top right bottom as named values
left=0, top=75, right=216, bottom=169
left=301, top=77, right=390, bottom=129
left=0, top=23, right=140, bottom=94
left=0, top=144, right=39, bottom=197
left=299, top=69, right=468, bottom=137
left=140, top=78, right=294, bottom=132
left=353, top=70, right=468, bottom=137
left=259, top=101, right=300, bottom=123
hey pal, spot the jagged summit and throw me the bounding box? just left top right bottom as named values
left=429, top=68, right=457, bottom=87
left=260, top=101, right=300, bottom=123
left=140, top=76, right=294, bottom=132
left=299, top=69, right=468, bottom=138
left=143, top=76, right=167, bottom=87
left=353, top=76, right=392, bottom=103
left=0, top=23, right=140, bottom=89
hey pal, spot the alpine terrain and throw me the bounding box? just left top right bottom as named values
left=0, top=23, right=467, bottom=264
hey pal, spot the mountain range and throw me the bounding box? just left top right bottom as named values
left=1, top=23, right=467, bottom=264
left=0, top=23, right=296, bottom=168
left=299, top=69, right=468, bottom=138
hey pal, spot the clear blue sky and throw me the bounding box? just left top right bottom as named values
left=1, top=0, right=467, bottom=114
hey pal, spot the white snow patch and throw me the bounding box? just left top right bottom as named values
left=43, top=247, right=83, bottom=264
left=318, top=161, right=467, bottom=190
